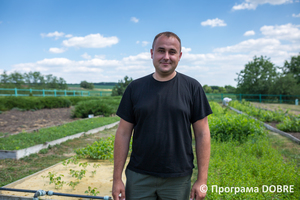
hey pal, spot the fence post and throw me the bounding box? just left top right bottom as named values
left=221, top=93, right=223, bottom=101
left=259, top=94, right=261, bottom=103
left=30, top=88, right=32, bottom=96
left=15, top=88, right=18, bottom=97
left=54, top=89, right=56, bottom=97
left=65, top=90, right=67, bottom=96
left=100, top=91, right=102, bottom=96
left=81, top=91, right=83, bottom=96
left=239, top=94, right=242, bottom=102
left=280, top=95, right=282, bottom=104
left=43, top=89, right=45, bottom=97
left=88, top=91, right=90, bottom=96
left=73, top=90, right=75, bottom=96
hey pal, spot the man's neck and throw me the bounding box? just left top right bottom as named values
left=153, top=71, right=177, bottom=82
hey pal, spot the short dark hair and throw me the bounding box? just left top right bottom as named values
left=152, top=31, right=181, bottom=52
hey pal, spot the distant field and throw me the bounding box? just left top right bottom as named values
left=251, top=102, right=300, bottom=115
left=67, top=84, right=114, bottom=91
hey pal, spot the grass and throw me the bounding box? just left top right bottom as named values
left=0, top=116, right=120, bottom=150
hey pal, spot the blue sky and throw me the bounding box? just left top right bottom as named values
left=0, top=0, right=299, bottom=87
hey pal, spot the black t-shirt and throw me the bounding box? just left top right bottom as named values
left=116, top=72, right=212, bottom=177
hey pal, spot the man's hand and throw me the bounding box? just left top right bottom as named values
left=112, top=179, right=125, bottom=200
left=190, top=180, right=207, bottom=200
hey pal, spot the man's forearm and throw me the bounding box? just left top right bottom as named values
left=113, top=125, right=132, bottom=181
left=195, top=133, right=210, bottom=182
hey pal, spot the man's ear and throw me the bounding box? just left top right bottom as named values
left=150, top=49, right=153, bottom=59
left=179, top=51, right=182, bottom=60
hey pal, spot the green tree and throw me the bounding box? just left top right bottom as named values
left=0, top=70, right=10, bottom=84
left=235, top=56, right=278, bottom=94
left=269, top=73, right=300, bottom=95
left=80, top=80, right=94, bottom=89
left=224, top=85, right=236, bottom=93
left=9, top=71, right=24, bottom=87
left=282, top=53, right=300, bottom=84
left=111, top=76, right=133, bottom=96
left=203, top=85, right=213, bottom=93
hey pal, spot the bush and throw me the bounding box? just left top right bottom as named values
left=209, top=114, right=265, bottom=142
left=0, top=96, right=71, bottom=111
left=71, top=100, right=115, bottom=118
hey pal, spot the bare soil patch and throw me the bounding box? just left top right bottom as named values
left=251, top=102, right=300, bottom=115
left=266, top=121, right=300, bottom=140
left=0, top=107, right=77, bottom=135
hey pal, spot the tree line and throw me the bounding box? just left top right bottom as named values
left=0, top=71, right=68, bottom=89
left=235, top=53, right=300, bottom=95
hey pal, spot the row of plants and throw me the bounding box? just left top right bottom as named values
left=229, top=100, right=300, bottom=132
left=0, top=96, right=121, bottom=112
left=0, top=116, right=120, bottom=150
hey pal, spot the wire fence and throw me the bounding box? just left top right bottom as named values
left=0, top=88, right=299, bottom=104
left=0, top=88, right=111, bottom=97
left=206, top=93, right=300, bottom=104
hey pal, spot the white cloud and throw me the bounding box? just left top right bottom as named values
left=292, top=13, right=300, bottom=17
left=142, top=41, right=149, bottom=46
left=49, top=47, right=67, bottom=53
left=232, top=0, right=293, bottom=10
left=41, top=31, right=65, bottom=40
left=94, top=54, right=106, bottom=59
left=81, top=53, right=92, bottom=59
left=201, top=18, right=227, bottom=27
left=131, top=17, right=139, bottom=23
left=260, top=23, right=300, bottom=42
left=136, top=41, right=140, bottom=44
left=244, top=30, right=255, bottom=36
left=65, top=34, right=73, bottom=38
left=62, top=33, right=119, bottom=48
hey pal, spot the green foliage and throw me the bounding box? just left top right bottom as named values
left=209, top=101, right=225, bottom=116
left=269, top=73, right=300, bottom=96
left=111, top=75, right=133, bottom=96
left=209, top=114, right=265, bottom=142
left=235, top=56, right=278, bottom=95
left=85, top=186, right=100, bottom=196
left=75, top=135, right=115, bottom=159
left=229, top=100, right=300, bottom=132
left=0, top=96, right=71, bottom=111
left=0, top=116, right=120, bottom=150
left=276, top=116, right=300, bottom=132
left=0, top=70, right=68, bottom=89
left=69, top=169, right=86, bottom=180
left=71, top=100, right=115, bottom=118
left=282, top=53, right=300, bottom=84
left=204, top=137, right=300, bottom=199
left=42, top=172, right=66, bottom=189
left=80, top=80, right=94, bottom=89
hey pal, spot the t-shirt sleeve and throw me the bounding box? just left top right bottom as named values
left=190, top=83, right=213, bottom=123
left=116, top=84, right=135, bottom=124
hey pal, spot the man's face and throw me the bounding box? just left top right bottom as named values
left=151, top=36, right=182, bottom=78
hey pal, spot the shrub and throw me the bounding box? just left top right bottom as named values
left=71, top=100, right=115, bottom=118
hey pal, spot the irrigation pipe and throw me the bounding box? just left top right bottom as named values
left=0, top=187, right=112, bottom=200
left=228, top=106, right=300, bottom=144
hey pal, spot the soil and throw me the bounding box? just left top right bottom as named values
left=266, top=121, right=300, bottom=140
left=0, top=107, right=78, bottom=135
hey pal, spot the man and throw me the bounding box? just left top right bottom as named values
left=112, top=32, right=212, bottom=200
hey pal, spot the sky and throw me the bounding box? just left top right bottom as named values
left=0, top=0, right=300, bottom=87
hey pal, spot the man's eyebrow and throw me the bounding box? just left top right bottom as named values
left=157, top=47, right=177, bottom=52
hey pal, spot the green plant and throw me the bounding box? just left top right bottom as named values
left=85, top=186, right=100, bottom=196
left=91, top=170, right=97, bottom=177
left=67, top=180, right=80, bottom=190
left=42, top=172, right=66, bottom=189
left=39, top=148, right=48, bottom=154
left=79, top=162, right=90, bottom=169
left=69, top=169, right=86, bottom=180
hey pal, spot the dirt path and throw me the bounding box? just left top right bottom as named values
left=0, top=107, right=77, bottom=135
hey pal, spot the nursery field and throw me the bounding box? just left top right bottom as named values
left=0, top=99, right=299, bottom=199
left=251, top=102, right=300, bottom=115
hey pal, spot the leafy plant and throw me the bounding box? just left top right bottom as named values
left=42, top=172, right=66, bottom=189
left=69, top=169, right=86, bottom=180
left=85, top=186, right=100, bottom=196
left=67, top=180, right=80, bottom=190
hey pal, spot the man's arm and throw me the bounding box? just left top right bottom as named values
left=112, top=118, right=134, bottom=200
left=190, top=116, right=211, bottom=200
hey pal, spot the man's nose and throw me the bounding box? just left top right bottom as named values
left=163, top=52, right=169, bottom=60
